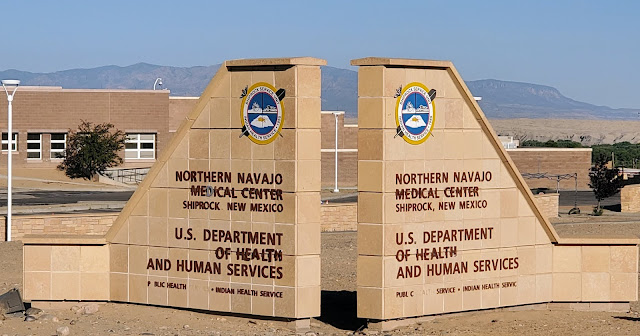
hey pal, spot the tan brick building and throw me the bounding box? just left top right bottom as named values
left=0, top=86, right=195, bottom=169
left=0, top=86, right=591, bottom=191
left=506, top=148, right=592, bottom=190
left=320, top=112, right=357, bottom=189
left=318, top=114, right=592, bottom=191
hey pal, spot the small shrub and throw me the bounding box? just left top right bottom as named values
left=57, top=121, right=127, bottom=180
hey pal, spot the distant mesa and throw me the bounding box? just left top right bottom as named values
left=2, top=63, right=639, bottom=119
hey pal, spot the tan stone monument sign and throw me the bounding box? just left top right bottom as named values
left=22, top=57, right=324, bottom=324
left=353, top=57, right=639, bottom=324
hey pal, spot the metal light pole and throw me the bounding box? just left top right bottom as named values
left=2, top=79, right=19, bottom=242
left=153, top=78, right=163, bottom=90
left=332, top=111, right=344, bottom=193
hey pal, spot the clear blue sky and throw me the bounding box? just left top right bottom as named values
left=1, top=0, right=638, bottom=108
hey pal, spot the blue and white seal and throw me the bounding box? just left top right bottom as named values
left=240, top=82, right=285, bottom=145
left=395, top=82, right=436, bottom=145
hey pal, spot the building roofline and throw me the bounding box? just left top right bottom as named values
left=15, top=86, right=170, bottom=94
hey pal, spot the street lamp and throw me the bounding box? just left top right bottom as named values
left=332, top=111, right=344, bottom=193
left=153, top=78, right=163, bottom=90
left=2, top=79, right=19, bottom=242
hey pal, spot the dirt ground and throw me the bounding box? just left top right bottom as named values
left=2, top=212, right=640, bottom=336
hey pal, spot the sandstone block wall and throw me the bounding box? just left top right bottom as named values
left=621, top=185, right=640, bottom=212
left=1, top=214, right=117, bottom=242
left=6, top=204, right=357, bottom=242
left=551, top=245, right=638, bottom=302
left=23, top=245, right=110, bottom=301
left=321, top=203, right=357, bottom=231
left=351, top=57, right=637, bottom=322
left=533, top=193, right=559, bottom=218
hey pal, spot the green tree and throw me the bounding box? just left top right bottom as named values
left=588, top=158, right=621, bottom=214
left=591, top=142, right=640, bottom=167
left=57, top=121, right=127, bottom=180
left=521, top=139, right=583, bottom=148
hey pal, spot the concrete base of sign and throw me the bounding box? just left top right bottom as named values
left=30, top=300, right=311, bottom=331
left=287, top=318, right=311, bottom=332
left=547, top=302, right=630, bottom=312
left=29, top=301, right=107, bottom=310
left=366, top=302, right=631, bottom=331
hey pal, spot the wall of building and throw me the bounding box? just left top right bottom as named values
left=168, top=97, right=198, bottom=132
left=0, top=87, right=591, bottom=193
left=506, top=148, right=592, bottom=190
left=321, top=152, right=357, bottom=188
left=320, top=118, right=593, bottom=192
left=321, top=112, right=358, bottom=189
left=0, top=87, right=170, bottom=169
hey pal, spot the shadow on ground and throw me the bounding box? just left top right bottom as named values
left=317, top=290, right=367, bottom=330
left=613, top=316, right=640, bottom=322
left=603, top=203, right=622, bottom=212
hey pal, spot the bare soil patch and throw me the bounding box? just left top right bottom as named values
left=491, top=118, right=640, bottom=145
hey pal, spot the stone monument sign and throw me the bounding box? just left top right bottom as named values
left=353, top=57, right=639, bottom=323
left=22, top=57, right=324, bottom=323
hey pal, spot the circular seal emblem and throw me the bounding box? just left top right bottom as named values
left=395, top=82, right=436, bottom=145
left=240, top=82, right=284, bottom=145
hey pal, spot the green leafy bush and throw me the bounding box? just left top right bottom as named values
left=57, top=121, right=127, bottom=180
left=588, top=158, right=621, bottom=213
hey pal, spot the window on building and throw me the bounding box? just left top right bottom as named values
left=26, top=133, right=42, bottom=159
left=125, top=133, right=156, bottom=159
left=2, top=133, right=18, bottom=152
left=50, top=133, right=67, bottom=159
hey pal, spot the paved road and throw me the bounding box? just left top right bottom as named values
left=0, top=189, right=619, bottom=209
left=558, top=190, right=619, bottom=208
left=326, top=191, right=620, bottom=207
